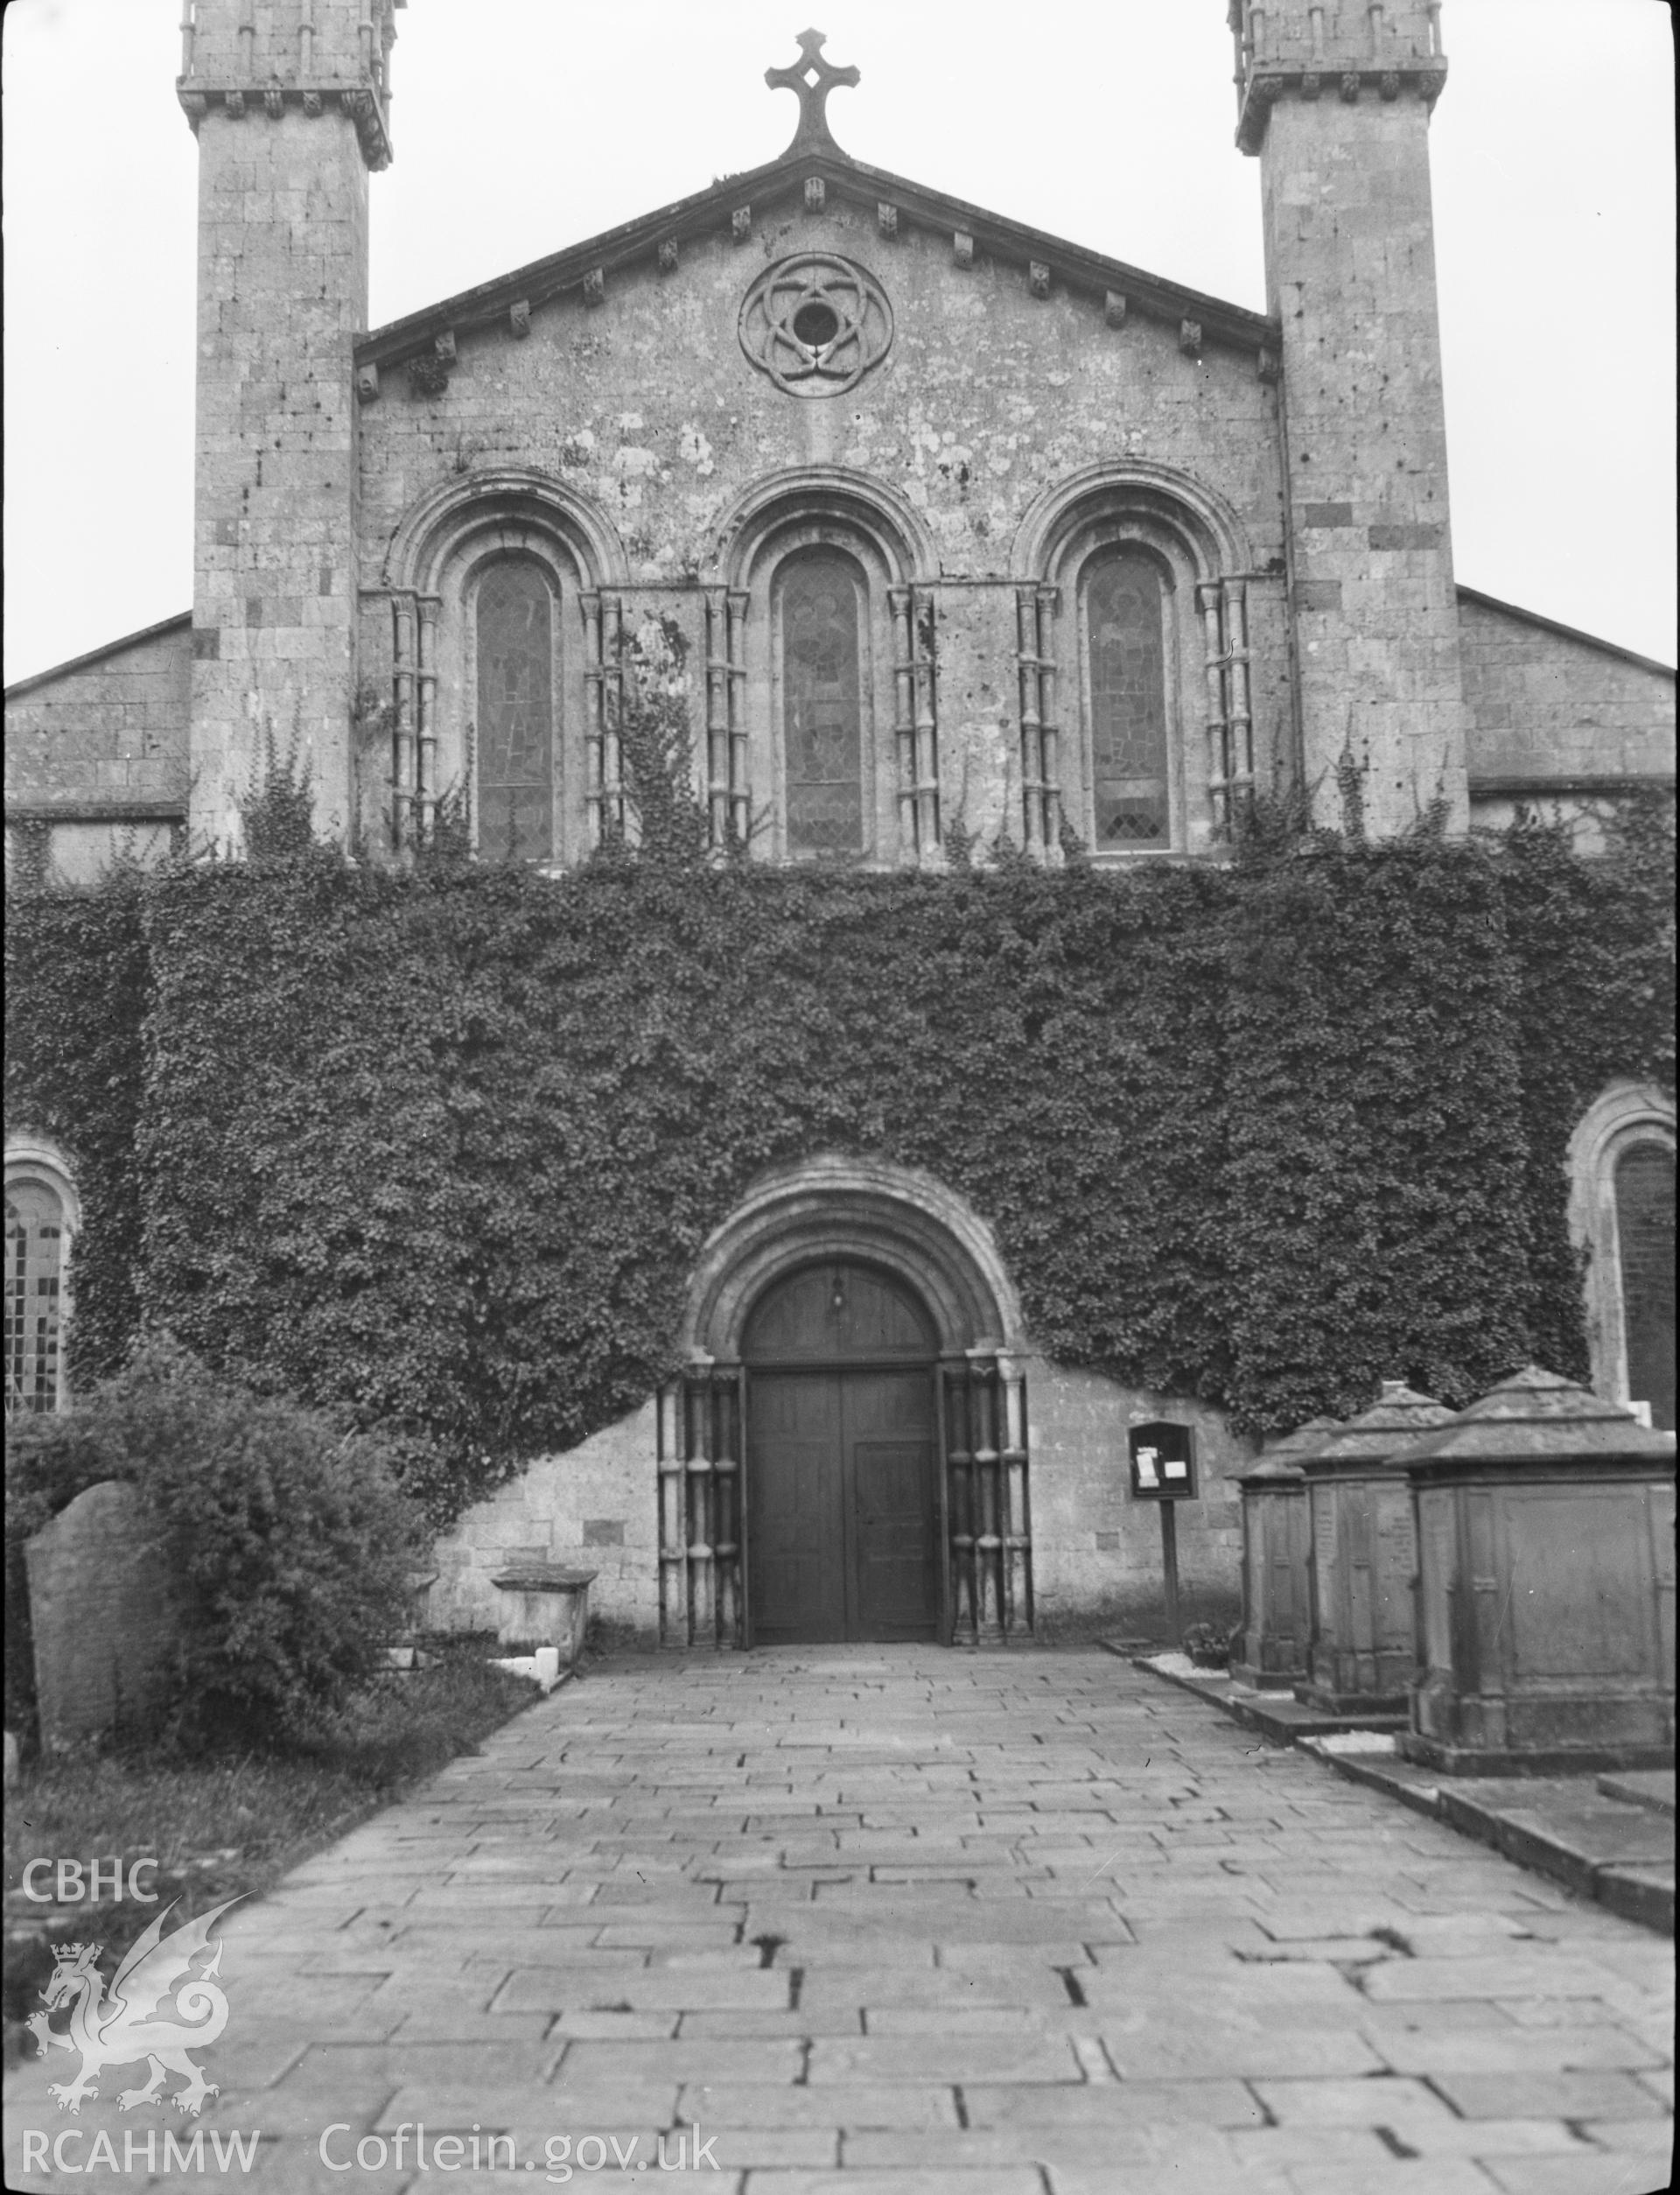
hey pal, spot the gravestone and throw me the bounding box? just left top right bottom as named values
left=24, top=1481, right=179, bottom=1748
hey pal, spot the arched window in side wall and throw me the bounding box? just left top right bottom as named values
left=1614, top=1143, right=1676, bottom=1431
left=1568, top=1084, right=1677, bottom=1433
left=4, top=1178, right=65, bottom=1417
left=780, top=551, right=866, bottom=857
left=475, top=559, right=555, bottom=863
left=1084, top=550, right=1170, bottom=852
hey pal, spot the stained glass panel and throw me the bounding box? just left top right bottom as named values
left=1088, top=552, right=1169, bottom=849
left=4, top=1182, right=63, bottom=1416
left=783, top=556, right=864, bottom=854
left=477, top=562, right=554, bottom=862
left=1616, top=1144, right=1676, bottom=1430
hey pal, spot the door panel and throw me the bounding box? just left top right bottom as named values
left=746, top=1362, right=938, bottom=1644
left=850, top=1367, right=937, bottom=1640
left=748, top=1372, right=847, bottom=1644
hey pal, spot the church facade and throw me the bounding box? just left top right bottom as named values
left=5, top=4, right=1674, bottom=1647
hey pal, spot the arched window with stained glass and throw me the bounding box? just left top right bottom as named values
left=780, top=552, right=866, bottom=857
left=4, top=1177, right=65, bottom=1417
left=476, top=560, right=555, bottom=863
left=1085, top=550, right=1170, bottom=851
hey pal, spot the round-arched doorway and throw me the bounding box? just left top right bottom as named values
left=742, top=1259, right=941, bottom=1644
left=658, top=1154, right=1033, bottom=1651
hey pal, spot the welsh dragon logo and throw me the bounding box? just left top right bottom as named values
left=28, top=1897, right=242, bottom=2117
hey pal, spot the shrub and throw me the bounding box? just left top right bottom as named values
left=1180, top=1620, right=1231, bottom=1669
left=5, top=1342, right=423, bottom=1750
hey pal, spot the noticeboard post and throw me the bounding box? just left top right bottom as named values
left=1128, top=1421, right=1197, bottom=1645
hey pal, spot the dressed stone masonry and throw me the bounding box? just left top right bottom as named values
left=178, top=0, right=402, bottom=853
left=6, top=2, right=1672, bottom=871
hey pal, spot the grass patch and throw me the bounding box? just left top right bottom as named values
left=4, top=1635, right=536, bottom=2063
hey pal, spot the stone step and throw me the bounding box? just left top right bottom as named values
left=1599, top=1767, right=1677, bottom=1816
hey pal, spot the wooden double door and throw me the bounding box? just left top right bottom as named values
left=744, top=1262, right=940, bottom=1645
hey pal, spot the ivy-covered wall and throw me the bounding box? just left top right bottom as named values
left=6, top=810, right=1671, bottom=1528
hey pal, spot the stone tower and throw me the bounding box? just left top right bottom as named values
left=177, top=1, right=402, bottom=852
left=1231, top=1, right=1468, bottom=836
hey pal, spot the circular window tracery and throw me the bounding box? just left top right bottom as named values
left=739, top=254, right=892, bottom=397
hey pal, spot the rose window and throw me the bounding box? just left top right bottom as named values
left=739, top=254, right=892, bottom=396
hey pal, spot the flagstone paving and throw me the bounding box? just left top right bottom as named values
left=6, top=1648, right=1674, bottom=2193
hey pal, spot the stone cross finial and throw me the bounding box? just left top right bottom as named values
left=766, top=29, right=859, bottom=150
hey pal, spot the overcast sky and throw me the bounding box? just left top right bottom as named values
left=4, top=0, right=1674, bottom=685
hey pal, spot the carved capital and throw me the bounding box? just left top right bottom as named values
left=177, top=88, right=208, bottom=126
left=1028, top=262, right=1050, bottom=300
left=878, top=201, right=899, bottom=239
left=583, top=267, right=606, bottom=308
left=263, top=84, right=284, bottom=120
left=1379, top=70, right=1401, bottom=101
left=804, top=176, right=825, bottom=213
left=1301, top=71, right=1321, bottom=100
left=1340, top=72, right=1360, bottom=102
left=657, top=237, right=679, bottom=274
left=302, top=89, right=323, bottom=118
left=1180, top=319, right=1202, bottom=357
left=223, top=89, right=244, bottom=119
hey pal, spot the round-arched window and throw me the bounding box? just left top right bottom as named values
left=780, top=552, right=865, bottom=855
left=1615, top=1142, right=1676, bottom=1429
left=476, top=560, right=555, bottom=862
left=1085, top=551, right=1169, bottom=850
left=4, top=1177, right=65, bottom=1416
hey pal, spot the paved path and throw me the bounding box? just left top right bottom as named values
left=7, top=1649, right=1673, bottom=2194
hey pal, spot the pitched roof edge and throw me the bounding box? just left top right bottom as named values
left=356, top=147, right=1276, bottom=368
left=4, top=613, right=193, bottom=702
left=1458, top=586, right=1676, bottom=679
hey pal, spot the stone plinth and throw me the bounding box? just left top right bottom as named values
left=1298, top=1383, right=1459, bottom=1716
left=1230, top=1417, right=1339, bottom=1689
left=24, top=1481, right=179, bottom=1748
left=1402, top=1364, right=1676, bottom=1775
left=489, top=1565, right=598, bottom=1666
